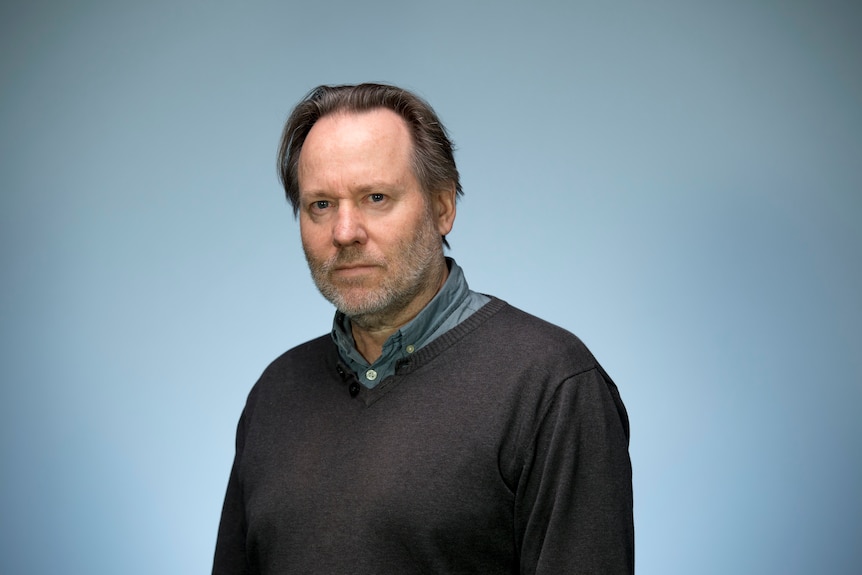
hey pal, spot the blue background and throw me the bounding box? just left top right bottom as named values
left=2, top=1, right=860, bottom=573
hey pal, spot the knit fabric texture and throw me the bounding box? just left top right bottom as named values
left=213, top=298, right=634, bottom=574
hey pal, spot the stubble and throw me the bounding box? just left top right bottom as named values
left=304, top=210, right=444, bottom=330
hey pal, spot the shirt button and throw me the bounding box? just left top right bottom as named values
left=365, top=369, right=378, bottom=381
left=348, top=382, right=361, bottom=397
left=405, top=345, right=415, bottom=354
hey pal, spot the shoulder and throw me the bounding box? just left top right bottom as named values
left=244, top=334, right=335, bottom=406
left=478, top=298, right=599, bottom=375
left=265, top=334, right=333, bottom=373
left=485, top=299, right=631, bottom=441
left=430, top=297, right=610, bottom=410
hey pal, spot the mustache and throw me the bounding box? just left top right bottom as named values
left=321, top=248, right=385, bottom=272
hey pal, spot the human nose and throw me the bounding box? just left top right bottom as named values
left=332, top=204, right=368, bottom=247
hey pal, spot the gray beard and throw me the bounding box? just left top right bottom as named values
left=304, top=218, right=443, bottom=330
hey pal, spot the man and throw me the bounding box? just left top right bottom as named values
left=213, top=83, right=634, bottom=574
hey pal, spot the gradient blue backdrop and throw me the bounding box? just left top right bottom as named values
left=2, top=1, right=860, bottom=573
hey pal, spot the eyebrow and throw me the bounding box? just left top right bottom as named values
left=354, top=183, right=404, bottom=195
left=300, top=182, right=406, bottom=199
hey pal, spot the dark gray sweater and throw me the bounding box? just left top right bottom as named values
left=213, top=298, right=634, bottom=574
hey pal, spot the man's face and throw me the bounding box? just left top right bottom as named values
left=297, top=109, right=455, bottom=328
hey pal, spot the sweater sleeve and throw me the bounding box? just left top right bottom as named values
left=212, top=408, right=252, bottom=575
left=515, top=367, right=634, bottom=575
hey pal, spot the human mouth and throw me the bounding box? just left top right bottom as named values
left=331, top=264, right=378, bottom=277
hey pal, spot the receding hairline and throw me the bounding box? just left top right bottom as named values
left=298, top=106, right=450, bottom=195
left=297, top=107, right=416, bottom=169
left=303, top=107, right=415, bottom=142
left=296, top=109, right=426, bottom=206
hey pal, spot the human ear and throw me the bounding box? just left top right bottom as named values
left=432, top=184, right=457, bottom=236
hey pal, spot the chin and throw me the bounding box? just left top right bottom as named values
left=330, top=291, right=382, bottom=316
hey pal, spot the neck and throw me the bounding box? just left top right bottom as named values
left=349, top=260, right=449, bottom=363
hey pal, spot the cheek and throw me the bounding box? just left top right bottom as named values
left=300, top=220, right=329, bottom=251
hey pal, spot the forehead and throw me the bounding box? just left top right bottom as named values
left=298, top=109, right=414, bottom=182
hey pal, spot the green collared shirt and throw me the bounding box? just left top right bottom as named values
left=331, top=258, right=490, bottom=388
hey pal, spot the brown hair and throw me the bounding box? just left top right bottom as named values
left=277, top=83, right=463, bottom=216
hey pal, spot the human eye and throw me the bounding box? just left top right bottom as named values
left=309, top=199, right=331, bottom=212
left=368, top=193, right=386, bottom=203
